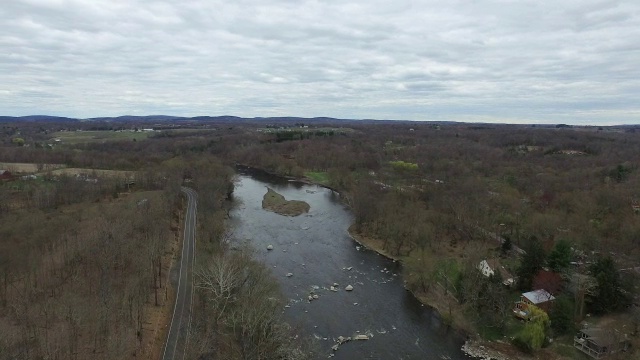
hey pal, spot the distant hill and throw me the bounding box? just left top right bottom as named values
left=87, top=115, right=183, bottom=122
left=0, top=115, right=363, bottom=123
left=1, top=115, right=636, bottom=128
left=0, top=115, right=79, bottom=122
left=189, top=115, right=243, bottom=121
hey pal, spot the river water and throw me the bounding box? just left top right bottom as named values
left=229, top=168, right=472, bottom=360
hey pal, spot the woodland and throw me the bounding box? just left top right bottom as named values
left=0, top=118, right=639, bottom=359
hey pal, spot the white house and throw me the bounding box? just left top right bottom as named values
left=478, top=259, right=495, bottom=277
left=478, top=259, right=514, bottom=286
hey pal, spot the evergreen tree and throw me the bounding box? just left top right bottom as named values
left=517, top=237, right=546, bottom=291
left=588, top=256, right=629, bottom=314
left=550, top=295, right=575, bottom=335
left=547, top=239, right=572, bottom=272
left=501, top=235, right=512, bottom=255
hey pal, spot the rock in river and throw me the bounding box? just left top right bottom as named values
left=262, top=188, right=310, bottom=216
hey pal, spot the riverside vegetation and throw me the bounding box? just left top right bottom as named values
left=1, top=117, right=639, bottom=358
left=0, top=121, right=312, bottom=359
left=231, top=121, right=640, bottom=359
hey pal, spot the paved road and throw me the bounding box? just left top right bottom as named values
left=162, top=187, right=197, bottom=360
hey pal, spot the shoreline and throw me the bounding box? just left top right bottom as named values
left=347, top=224, right=401, bottom=262
left=347, top=225, right=471, bottom=333
left=347, top=224, right=513, bottom=360
left=346, top=223, right=572, bottom=360
left=235, top=163, right=343, bottom=194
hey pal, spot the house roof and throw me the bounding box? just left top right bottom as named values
left=485, top=258, right=514, bottom=280
left=580, top=328, right=624, bottom=347
left=522, top=289, right=555, bottom=304
left=486, top=258, right=500, bottom=270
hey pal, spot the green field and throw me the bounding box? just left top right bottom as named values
left=51, top=130, right=151, bottom=144
left=259, top=127, right=354, bottom=134
left=0, top=162, right=65, bottom=173
left=305, top=171, right=330, bottom=184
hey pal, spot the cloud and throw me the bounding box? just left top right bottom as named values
left=0, top=0, right=638, bottom=124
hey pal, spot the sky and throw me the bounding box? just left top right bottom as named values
left=1, top=0, right=639, bottom=124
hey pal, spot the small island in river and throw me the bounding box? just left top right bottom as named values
left=262, top=187, right=310, bottom=216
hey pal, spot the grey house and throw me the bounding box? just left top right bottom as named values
left=574, top=327, right=630, bottom=359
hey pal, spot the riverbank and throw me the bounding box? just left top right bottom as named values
left=242, top=165, right=469, bottom=330
left=236, top=165, right=566, bottom=359
left=347, top=225, right=573, bottom=360
left=347, top=224, right=400, bottom=262
left=462, top=339, right=576, bottom=360
left=232, top=171, right=473, bottom=358
left=348, top=225, right=473, bottom=332
left=236, top=164, right=343, bottom=194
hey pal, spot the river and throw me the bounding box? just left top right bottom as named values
left=228, top=168, right=472, bottom=360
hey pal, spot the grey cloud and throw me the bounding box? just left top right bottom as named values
left=0, top=0, right=638, bottom=124
left=18, top=90, right=62, bottom=98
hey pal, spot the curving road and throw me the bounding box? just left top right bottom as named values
left=162, top=187, right=197, bottom=360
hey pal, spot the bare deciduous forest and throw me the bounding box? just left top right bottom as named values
left=1, top=118, right=639, bottom=359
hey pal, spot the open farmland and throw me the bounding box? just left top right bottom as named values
left=50, top=130, right=152, bottom=144
left=0, top=162, right=65, bottom=173
left=45, top=167, right=137, bottom=179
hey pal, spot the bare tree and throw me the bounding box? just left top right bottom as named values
left=570, top=273, right=597, bottom=321
left=192, top=249, right=313, bottom=360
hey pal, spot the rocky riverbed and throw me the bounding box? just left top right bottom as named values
left=230, top=170, right=471, bottom=359
left=462, top=340, right=513, bottom=360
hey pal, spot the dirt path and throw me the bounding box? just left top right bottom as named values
left=130, top=197, right=185, bottom=360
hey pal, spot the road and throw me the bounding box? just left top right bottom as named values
left=162, top=187, right=197, bottom=360
left=476, top=226, right=525, bottom=255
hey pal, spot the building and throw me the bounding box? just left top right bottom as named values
left=477, top=259, right=514, bottom=286
left=574, top=327, right=630, bottom=359
left=513, top=289, right=555, bottom=319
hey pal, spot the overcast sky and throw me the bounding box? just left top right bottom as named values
left=1, top=0, right=639, bottom=124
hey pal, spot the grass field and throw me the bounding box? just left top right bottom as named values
left=0, top=162, right=65, bottom=173
left=45, top=168, right=137, bottom=178
left=0, top=162, right=135, bottom=178
left=304, top=171, right=330, bottom=184
left=259, top=127, right=355, bottom=134
left=51, top=130, right=151, bottom=144
left=162, top=128, right=217, bottom=133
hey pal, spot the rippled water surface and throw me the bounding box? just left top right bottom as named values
left=229, top=168, right=472, bottom=360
